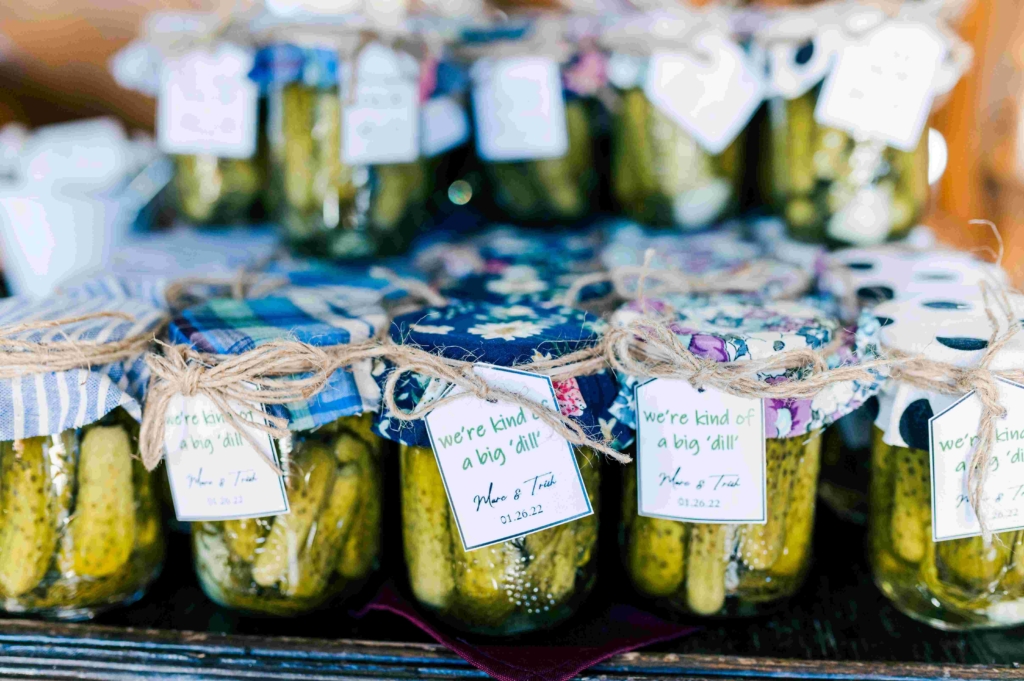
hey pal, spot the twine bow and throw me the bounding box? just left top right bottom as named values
left=140, top=340, right=386, bottom=472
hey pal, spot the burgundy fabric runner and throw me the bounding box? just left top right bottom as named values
left=356, top=583, right=700, bottom=681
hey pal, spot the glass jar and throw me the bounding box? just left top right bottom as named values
left=171, top=153, right=266, bottom=226
left=482, top=97, right=600, bottom=224
left=622, top=434, right=820, bottom=616
left=400, top=443, right=600, bottom=635
left=612, top=87, right=742, bottom=230
left=0, top=407, right=164, bottom=620
left=869, top=429, right=1024, bottom=630
left=193, top=413, right=382, bottom=616
left=767, top=85, right=929, bottom=245
left=277, top=82, right=431, bottom=259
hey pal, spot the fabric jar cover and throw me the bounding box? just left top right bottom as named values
left=415, top=225, right=611, bottom=305
left=608, top=296, right=885, bottom=442
left=819, top=245, right=1008, bottom=324
left=167, top=288, right=386, bottom=431
left=600, top=221, right=811, bottom=302
left=372, top=300, right=630, bottom=448
left=0, top=293, right=165, bottom=441
left=864, top=286, right=1024, bottom=451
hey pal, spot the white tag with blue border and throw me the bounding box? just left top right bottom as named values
left=163, top=393, right=289, bottom=522
left=929, top=377, right=1024, bottom=541
left=424, top=364, right=593, bottom=550
left=634, top=379, right=767, bottom=523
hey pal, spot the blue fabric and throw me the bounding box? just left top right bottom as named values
left=170, top=291, right=385, bottom=431
left=373, top=300, right=630, bottom=449
left=0, top=294, right=164, bottom=440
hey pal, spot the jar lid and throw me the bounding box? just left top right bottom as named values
left=169, top=289, right=386, bottom=429
left=0, top=293, right=166, bottom=441
left=388, top=300, right=604, bottom=365
left=601, top=223, right=811, bottom=301
left=869, top=287, right=1024, bottom=449
left=376, top=299, right=629, bottom=448
left=820, top=245, right=1007, bottom=322
left=609, top=296, right=884, bottom=439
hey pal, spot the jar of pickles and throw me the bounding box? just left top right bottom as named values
left=759, top=3, right=969, bottom=245
left=602, top=13, right=753, bottom=231
left=867, top=288, right=1024, bottom=629
left=464, top=22, right=602, bottom=225
left=374, top=301, right=630, bottom=635
left=251, top=38, right=432, bottom=259
left=610, top=296, right=884, bottom=616
left=156, top=290, right=388, bottom=616
left=0, top=295, right=166, bottom=620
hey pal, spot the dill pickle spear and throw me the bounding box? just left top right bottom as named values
left=282, top=85, right=316, bottom=211
left=132, top=459, right=162, bottom=550
left=890, top=445, right=931, bottom=565
left=686, top=523, right=727, bottom=616
left=740, top=438, right=802, bottom=571
left=523, top=524, right=577, bottom=609
left=223, top=518, right=267, bottom=564
left=401, top=445, right=456, bottom=610
left=770, top=435, right=822, bottom=578
left=371, top=164, right=412, bottom=229
left=0, top=438, right=58, bottom=597
left=338, top=441, right=380, bottom=580
left=937, top=533, right=1014, bottom=589
left=252, top=444, right=334, bottom=588
left=63, top=425, right=136, bottom=578
left=450, top=513, right=518, bottom=628
left=282, top=468, right=361, bottom=599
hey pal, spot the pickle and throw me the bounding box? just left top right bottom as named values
left=786, top=91, right=817, bottom=195
left=937, top=534, right=1014, bottom=589
left=0, top=438, right=58, bottom=596
left=631, top=517, right=687, bottom=598
left=400, top=445, right=456, bottom=610
left=613, top=89, right=658, bottom=213
left=283, top=85, right=316, bottom=211
left=740, top=438, right=802, bottom=571
left=282, top=467, right=361, bottom=599
left=223, top=518, right=267, bottom=563
left=572, top=449, right=599, bottom=567
left=889, top=132, right=928, bottom=238
left=770, top=435, right=822, bottom=578
left=868, top=428, right=896, bottom=566
left=62, top=425, right=136, bottom=578
left=338, top=435, right=381, bottom=580
left=251, top=444, right=334, bottom=588
left=523, top=524, right=578, bottom=611
left=890, top=445, right=931, bottom=565
left=132, top=459, right=162, bottom=550
left=1002, top=531, right=1024, bottom=595
left=371, top=164, right=414, bottom=229
left=685, top=523, right=727, bottom=615
left=450, top=512, right=518, bottom=628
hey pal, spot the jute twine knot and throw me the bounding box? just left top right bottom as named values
left=885, top=281, right=1024, bottom=542
left=377, top=339, right=632, bottom=464
left=140, top=339, right=387, bottom=472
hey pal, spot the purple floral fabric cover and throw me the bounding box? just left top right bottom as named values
left=608, top=296, right=884, bottom=440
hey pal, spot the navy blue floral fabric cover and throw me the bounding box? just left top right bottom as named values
left=373, top=300, right=630, bottom=449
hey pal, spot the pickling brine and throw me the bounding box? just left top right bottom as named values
left=622, top=435, right=820, bottom=617
left=869, top=428, right=1024, bottom=630
left=0, top=408, right=164, bottom=620
left=400, top=444, right=600, bottom=635
left=193, top=414, right=382, bottom=616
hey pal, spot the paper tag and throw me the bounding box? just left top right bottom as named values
left=471, top=57, right=569, bottom=162
left=643, top=32, right=764, bottom=155
left=421, top=96, right=469, bottom=157
left=424, top=365, right=593, bottom=550
left=815, top=22, right=947, bottom=152
left=929, top=378, right=1024, bottom=541
left=342, top=43, right=419, bottom=166
left=162, top=393, right=289, bottom=522
left=634, top=379, right=766, bottom=523
left=928, top=379, right=1024, bottom=541
left=157, top=44, right=258, bottom=159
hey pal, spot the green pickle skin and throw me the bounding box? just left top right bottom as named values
left=0, top=408, right=164, bottom=619
left=869, top=427, right=1024, bottom=630
left=768, top=86, right=928, bottom=245
left=276, top=84, right=429, bottom=260
left=611, top=88, right=741, bottom=230
left=399, top=444, right=601, bottom=636
left=172, top=154, right=265, bottom=226
left=192, top=413, right=382, bottom=617
left=623, top=435, right=821, bottom=617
